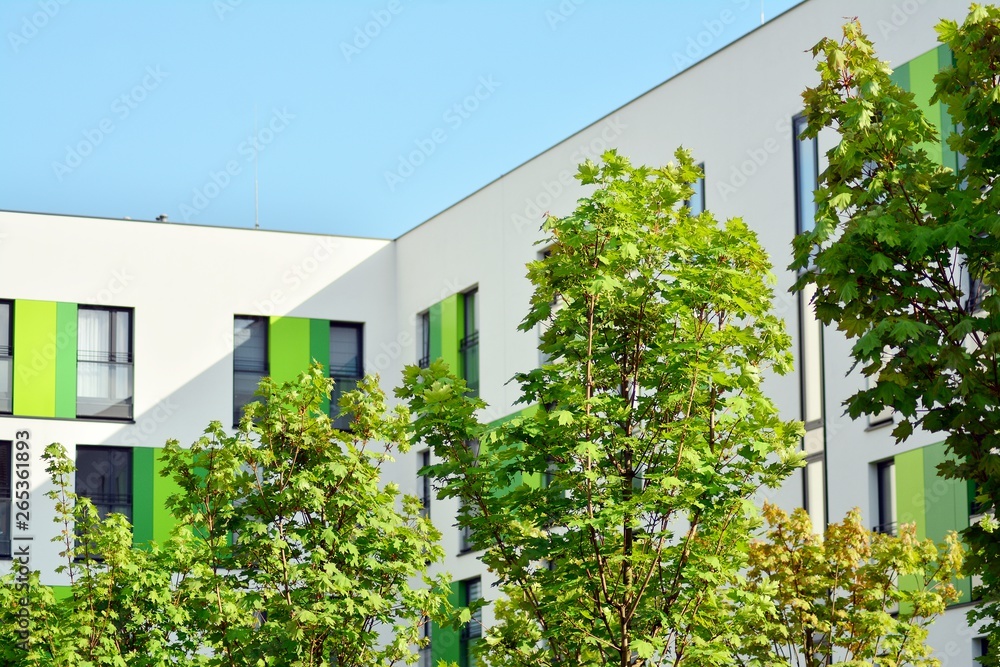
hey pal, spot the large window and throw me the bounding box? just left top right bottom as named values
left=460, top=288, right=479, bottom=397
left=875, top=459, right=896, bottom=535
left=330, top=323, right=363, bottom=430
left=0, top=441, right=10, bottom=558
left=793, top=114, right=819, bottom=235
left=233, top=316, right=269, bottom=425
left=418, top=311, right=430, bottom=368
left=459, top=577, right=482, bottom=667
left=77, top=307, right=133, bottom=420
left=0, top=302, right=11, bottom=414
left=75, top=446, right=133, bottom=523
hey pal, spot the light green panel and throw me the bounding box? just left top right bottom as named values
left=51, top=586, right=72, bottom=602
left=429, top=294, right=461, bottom=374
left=908, top=47, right=945, bottom=166
left=922, top=442, right=971, bottom=603
left=456, top=293, right=466, bottom=379
left=937, top=45, right=959, bottom=171
left=268, top=316, right=311, bottom=383
left=12, top=300, right=58, bottom=417
left=889, top=59, right=910, bottom=90
left=153, top=448, right=184, bottom=545
left=132, top=447, right=155, bottom=546
left=54, top=302, right=78, bottom=419
left=430, top=581, right=461, bottom=667
left=895, top=446, right=926, bottom=540
left=309, top=318, right=331, bottom=413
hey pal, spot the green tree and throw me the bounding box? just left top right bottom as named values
left=398, top=150, right=802, bottom=667
left=739, top=503, right=963, bottom=667
left=791, top=9, right=1000, bottom=658
left=0, top=367, right=451, bottom=666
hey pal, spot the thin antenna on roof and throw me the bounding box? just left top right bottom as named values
left=760, top=0, right=765, bottom=25
left=254, top=105, right=260, bottom=230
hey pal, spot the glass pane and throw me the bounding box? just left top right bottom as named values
left=113, top=310, right=130, bottom=360
left=79, top=309, right=110, bottom=359
left=794, top=116, right=817, bottom=235
left=463, top=342, right=479, bottom=397
left=801, top=285, right=823, bottom=425
left=805, top=458, right=825, bottom=535
left=465, top=290, right=478, bottom=336
left=877, top=460, right=896, bottom=533
left=0, top=303, right=9, bottom=350
left=330, top=325, right=361, bottom=376
left=0, top=357, right=11, bottom=413
left=234, top=317, right=268, bottom=371
left=76, top=447, right=132, bottom=522
left=234, top=370, right=266, bottom=423
left=330, top=376, right=360, bottom=430
left=688, top=167, right=705, bottom=215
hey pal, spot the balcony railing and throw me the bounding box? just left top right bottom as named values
left=872, top=521, right=897, bottom=536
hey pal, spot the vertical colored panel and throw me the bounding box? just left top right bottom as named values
left=51, top=586, right=72, bottom=602
left=54, top=302, right=77, bottom=418
left=431, top=581, right=461, bottom=667
left=268, top=316, right=311, bottom=384
left=908, top=48, right=945, bottom=166
left=429, top=302, right=443, bottom=362
left=132, top=447, right=155, bottom=546
left=938, top=45, right=959, bottom=172
left=889, top=60, right=910, bottom=91
left=922, top=442, right=971, bottom=602
left=430, top=295, right=461, bottom=374
left=895, top=447, right=925, bottom=540
left=309, top=318, right=331, bottom=414
left=12, top=300, right=57, bottom=417
left=152, top=446, right=184, bottom=544
left=456, top=293, right=466, bottom=379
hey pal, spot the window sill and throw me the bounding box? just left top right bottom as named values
left=0, top=414, right=135, bottom=424
left=865, top=419, right=894, bottom=432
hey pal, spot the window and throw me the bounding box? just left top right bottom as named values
left=875, top=459, right=896, bottom=535
left=77, top=307, right=133, bottom=420
left=418, top=450, right=431, bottom=520
left=418, top=311, right=431, bottom=368
left=460, top=288, right=479, bottom=397
left=75, top=446, right=132, bottom=523
left=329, top=323, right=363, bottom=430
left=975, top=637, right=990, bottom=664
left=800, top=284, right=826, bottom=534
left=459, top=440, right=480, bottom=553
left=233, top=316, right=269, bottom=425
left=418, top=617, right=432, bottom=667
left=0, top=441, right=10, bottom=558
left=793, top=114, right=819, bottom=235
left=0, top=302, right=11, bottom=414
left=460, top=577, right=482, bottom=667
left=685, top=162, right=706, bottom=215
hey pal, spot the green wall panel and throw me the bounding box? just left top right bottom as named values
left=889, top=60, right=910, bottom=91
left=13, top=300, right=58, bottom=417
left=152, top=447, right=184, bottom=545
left=937, top=45, right=959, bottom=171
left=429, top=295, right=462, bottom=374
left=431, top=581, right=461, bottom=667
left=54, top=302, right=78, bottom=419
left=921, top=442, right=972, bottom=602
left=309, top=318, right=331, bottom=413
left=51, top=585, right=72, bottom=602
left=132, top=447, right=155, bottom=546
left=895, top=446, right=925, bottom=540
left=908, top=47, right=944, bottom=166
left=269, top=316, right=311, bottom=384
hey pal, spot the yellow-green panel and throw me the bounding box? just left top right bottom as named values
left=430, top=295, right=461, bottom=374
left=896, top=446, right=926, bottom=540
left=268, top=316, right=311, bottom=384
left=12, top=300, right=58, bottom=417
left=908, top=47, right=945, bottom=165
left=51, top=585, right=72, bottom=602
left=922, top=442, right=972, bottom=603
left=153, top=447, right=184, bottom=544
left=309, top=318, right=331, bottom=414
left=54, top=302, right=77, bottom=419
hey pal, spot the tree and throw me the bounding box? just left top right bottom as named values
left=0, top=367, right=452, bottom=666
left=739, top=503, right=963, bottom=667
left=791, top=9, right=1000, bottom=658
left=397, top=149, right=802, bottom=667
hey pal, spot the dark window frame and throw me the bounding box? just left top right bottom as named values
left=233, top=315, right=270, bottom=426
left=460, top=288, right=479, bottom=397
left=874, top=459, right=896, bottom=535
left=459, top=576, right=482, bottom=667
left=418, top=450, right=431, bottom=520
left=792, top=114, right=819, bottom=237
left=418, top=311, right=431, bottom=368
left=329, top=321, right=364, bottom=430
left=76, top=305, right=134, bottom=421
left=0, top=441, right=10, bottom=558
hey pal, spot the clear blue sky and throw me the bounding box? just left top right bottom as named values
left=1, top=0, right=804, bottom=238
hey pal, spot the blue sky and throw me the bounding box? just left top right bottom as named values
left=1, top=0, right=804, bottom=238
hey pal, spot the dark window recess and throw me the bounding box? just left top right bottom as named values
left=461, top=289, right=479, bottom=397
left=0, top=302, right=11, bottom=414
left=418, top=450, right=431, bottom=520
left=793, top=114, right=819, bottom=236
left=418, top=311, right=431, bottom=368
left=418, top=618, right=432, bottom=667
left=0, top=442, right=10, bottom=558
left=233, top=316, right=269, bottom=425
left=874, top=459, right=896, bottom=536
left=460, top=577, right=482, bottom=667
left=330, top=323, right=363, bottom=430
left=685, top=163, right=706, bottom=215
left=77, top=307, right=133, bottom=420
left=76, top=446, right=133, bottom=523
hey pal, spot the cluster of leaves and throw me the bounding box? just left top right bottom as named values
left=792, top=8, right=1000, bottom=656
left=0, top=367, right=452, bottom=667
left=398, top=149, right=803, bottom=667
left=739, top=504, right=963, bottom=667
